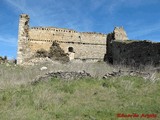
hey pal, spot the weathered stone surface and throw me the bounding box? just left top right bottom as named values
left=17, top=14, right=33, bottom=65
left=17, top=14, right=107, bottom=65
left=107, top=40, right=160, bottom=67
left=17, top=14, right=160, bottom=68
left=105, top=27, right=129, bottom=63
left=113, top=27, right=128, bottom=40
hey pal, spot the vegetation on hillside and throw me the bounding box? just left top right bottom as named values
left=0, top=76, right=160, bottom=120
left=0, top=63, right=159, bottom=120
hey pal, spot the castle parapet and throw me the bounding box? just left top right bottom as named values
left=81, top=32, right=106, bottom=35
left=30, top=27, right=77, bottom=33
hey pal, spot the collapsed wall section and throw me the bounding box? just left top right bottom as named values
left=109, top=40, right=160, bottom=66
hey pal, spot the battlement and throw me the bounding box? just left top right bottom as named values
left=30, top=27, right=77, bottom=33
left=81, top=32, right=106, bottom=36
left=30, top=27, right=107, bottom=36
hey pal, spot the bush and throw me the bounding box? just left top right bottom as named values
left=35, top=42, right=69, bottom=63
left=0, top=56, right=8, bottom=64
left=48, top=41, right=69, bottom=63
left=36, top=49, right=48, bottom=57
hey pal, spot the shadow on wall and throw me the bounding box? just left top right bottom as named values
left=104, top=27, right=129, bottom=64
left=107, top=40, right=160, bottom=67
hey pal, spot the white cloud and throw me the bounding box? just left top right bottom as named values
left=105, top=0, right=159, bottom=14
left=4, top=0, right=92, bottom=31
left=5, top=0, right=28, bottom=13
left=0, top=35, right=17, bottom=46
left=128, top=22, right=160, bottom=39
left=3, top=0, right=160, bottom=38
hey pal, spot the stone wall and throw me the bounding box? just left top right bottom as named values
left=29, top=27, right=106, bottom=44
left=17, top=14, right=107, bottom=64
left=58, top=43, right=106, bottom=59
left=19, top=14, right=153, bottom=66
left=28, top=28, right=107, bottom=60
left=105, top=27, right=160, bottom=67
left=105, top=27, right=129, bottom=63
left=28, top=27, right=107, bottom=55
left=108, top=40, right=160, bottom=67
left=27, top=39, right=106, bottom=60
left=17, top=14, right=33, bottom=64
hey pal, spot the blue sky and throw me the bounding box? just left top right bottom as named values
left=0, top=0, right=160, bottom=59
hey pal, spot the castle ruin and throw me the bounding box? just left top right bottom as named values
left=17, top=14, right=128, bottom=65
left=18, top=14, right=160, bottom=67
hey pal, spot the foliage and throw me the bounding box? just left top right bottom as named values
left=35, top=42, right=69, bottom=63
left=36, top=49, right=48, bottom=57
left=48, top=41, right=69, bottom=63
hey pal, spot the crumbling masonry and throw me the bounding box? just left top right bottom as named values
left=17, top=14, right=160, bottom=66
left=17, top=14, right=107, bottom=64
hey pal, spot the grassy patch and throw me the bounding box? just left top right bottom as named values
left=0, top=76, right=160, bottom=120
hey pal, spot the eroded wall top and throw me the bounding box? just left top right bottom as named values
left=28, top=27, right=107, bottom=44
left=113, top=27, right=128, bottom=40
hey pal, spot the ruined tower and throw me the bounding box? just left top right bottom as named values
left=17, top=14, right=30, bottom=64
left=105, top=27, right=128, bottom=63
left=113, top=27, right=128, bottom=40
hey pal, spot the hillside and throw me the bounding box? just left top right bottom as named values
left=0, top=63, right=160, bottom=120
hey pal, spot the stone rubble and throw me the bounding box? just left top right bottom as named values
left=31, top=71, right=92, bottom=85
left=31, top=69, right=157, bottom=85
left=103, top=70, right=156, bottom=81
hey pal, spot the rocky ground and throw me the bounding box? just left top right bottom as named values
left=32, top=69, right=158, bottom=85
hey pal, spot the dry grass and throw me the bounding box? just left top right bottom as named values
left=0, top=76, right=160, bottom=120
left=0, top=62, right=115, bottom=89
left=0, top=62, right=160, bottom=120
